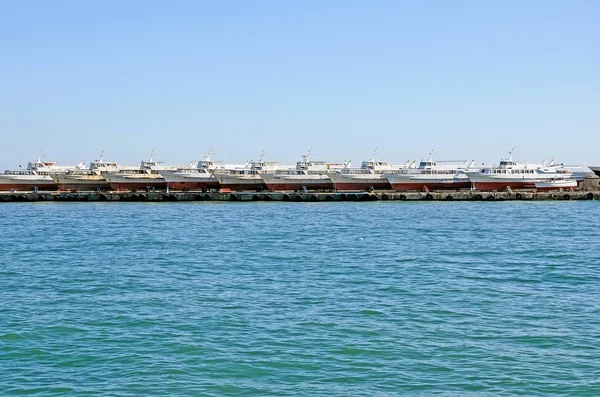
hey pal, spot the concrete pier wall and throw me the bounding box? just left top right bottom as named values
left=1, top=191, right=598, bottom=203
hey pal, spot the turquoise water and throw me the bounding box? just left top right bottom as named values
left=1, top=202, right=599, bottom=396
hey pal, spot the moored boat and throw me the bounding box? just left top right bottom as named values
left=213, top=152, right=282, bottom=191
left=161, top=150, right=221, bottom=191
left=52, top=170, right=109, bottom=192
left=385, top=154, right=475, bottom=191
left=465, top=150, right=572, bottom=191
left=0, top=152, right=83, bottom=191
left=51, top=153, right=120, bottom=191
left=26, top=153, right=85, bottom=174
left=0, top=170, right=57, bottom=191
left=260, top=152, right=345, bottom=191
left=102, top=152, right=173, bottom=191
left=327, top=152, right=404, bottom=191
left=534, top=178, right=578, bottom=191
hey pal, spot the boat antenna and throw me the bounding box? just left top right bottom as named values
left=149, top=149, right=155, bottom=162
left=428, top=148, right=435, bottom=161
left=370, top=148, right=379, bottom=162
left=99, top=149, right=105, bottom=162
left=38, top=149, right=44, bottom=163
left=302, top=149, right=312, bottom=163
left=508, top=146, right=515, bottom=160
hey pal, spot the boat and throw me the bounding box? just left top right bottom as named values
left=260, top=152, right=345, bottom=191
left=160, top=150, right=221, bottom=191
left=51, top=153, right=120, bottom=192
left=0, top=152, right=84, bottom=191
left=52, top=170, right=109, bottom=192
left=213, top=152, right=283, bottom=191
left=534, top=177, right=578, bottom=191
left=26, top=151, right=85, bottom=174
left=465, top=150, right=573, bottom=191
left=384, top=153, right=475, bottom=191
left=589, top=166, right=600, bottom=178
left=102, top=152, right=173, bottom=191
left=327, top=151, right=404, bottom=191
left=0, top=170, right=57, bottom=191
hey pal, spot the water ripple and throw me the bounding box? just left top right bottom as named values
left=0, top=201, right=599, bottom=396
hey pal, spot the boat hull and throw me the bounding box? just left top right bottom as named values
left=534, top=180, right=578, bottom=191
left=263, top=181, right=333, bottom=191
left=166, top=181, right=220, bottom=191
left=161, top=172, right=220, bottom=191
left=106, top=181, right=166, bottom=191
left=386, top=174, right=471, bottom=191
left=57, top=182, right=109, bottom=192
left=0, top=182, right=58, bottom=191
left=53, top=175, right=109, bottom=192
left=214, top=175, right=266, bottom=191
left=470, top=181, right=536, bottom=190
left=328, top=174, right=391, bottom=191
left=102, top=172, right=166, bottom=191
left=389, top=181, right=471, bottom=191
left=466, top=173, right=541, bottom=191
left=332, top=181, right=391, bottom=191
left=261, top=175, right=333, bottom=191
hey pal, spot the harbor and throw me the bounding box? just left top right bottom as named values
left=0, top=149, right=599, bottom=199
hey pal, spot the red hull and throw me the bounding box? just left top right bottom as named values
left=219, top=182, right=266, bottom=191
left=471, top=181, right=535, bottom=191
left=390, top=181, right=471, bottom=191
left=107, top=181, right=167, bottom=192
left=166, top=181, right=221, bottom=191
left=332, top=181, right=391, bottom=191
left=264, top=182, right=333, bottom=191
left=0, top=183, right=58, bottom=191
left=57, top=183, right=110, bottom=192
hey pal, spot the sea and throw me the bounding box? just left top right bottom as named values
left=1, top=201, right=599, bottom=396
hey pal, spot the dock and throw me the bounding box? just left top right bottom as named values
left=1, top=190, right=598, bottom=202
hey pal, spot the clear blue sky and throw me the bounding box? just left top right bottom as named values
left=1, top=0, right=598, bottom=169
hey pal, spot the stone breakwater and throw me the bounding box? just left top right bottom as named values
left=1, top=191, right=598, bottom=203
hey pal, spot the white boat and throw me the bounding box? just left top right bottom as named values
left=52, top=170, right=108, bottom=192
left=213, top=152, right=283, bottom=191
left=51, top=153, right=121, bottom=191
left=161, top=150, right=221, bottom=191
left=327, top=151, right=404, bottom=191
left=0, top=170, right=57, bottom=191
left=464, top=150, right=572, bottom=191
left=384, top=153, right=475, bottom=191
left=26, top=152, right=86, bottom=174
left=534, top=178, right=578, bottom=191
left=260, top=151, right=345, bottom=191
left=0, top=152, right=84, bottom=191
left=102, top=151, right=174, bottom=191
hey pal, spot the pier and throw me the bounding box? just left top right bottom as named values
left=1, top=190, right=598, bottom=202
